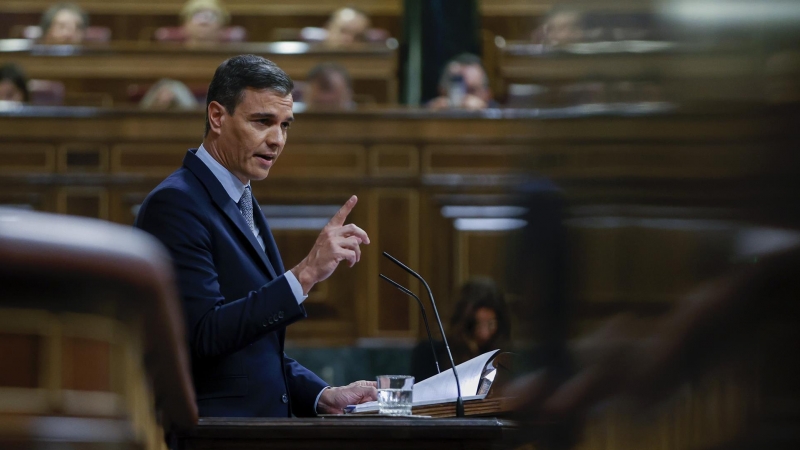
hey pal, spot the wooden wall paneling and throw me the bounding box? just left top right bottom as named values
left=0, top=187, right=49, bottom=212
left=111, top=143, right=189, bottom=176
left=272, top=144, right=367, bottom=179
left=566, top=222, right=625, bottom=305
left=110, top=187, right=153, bottom=225
left=0, top=143, right=55, bottom=174
left=57, top=143, right=109, bottom=173
left=454, top=229, right=523, bottom=295
left=368, top=144, right=419, bottom=177
left=423, top=145, right=529, bottom=175
left=532, top=143, right=764, bottom=181
left=59, top=313, right=124, bottom=418
left=420, top=192, right=455, bottom=339
left=0, top=309, right=59, bottom=415
left=57, top=186, right=109, bottom=219
left=369, top=189, right=420, bottom=338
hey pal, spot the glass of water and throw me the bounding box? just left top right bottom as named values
left=376, top=375, right=414, bottom=416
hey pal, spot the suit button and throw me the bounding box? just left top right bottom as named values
left=262, top=322, right=268, bottom=327
left=268, top=318, right=274, bottom=325
left=281, top=393, right=289, bottom=404
left=278, top=311, right=284, bottom=319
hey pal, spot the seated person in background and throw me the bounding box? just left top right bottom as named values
left=325, top=7, right=371, bottom=45
left=40, top=2, right=88, bottom=45
left=140, top=79, right=199, bottom=111
left=0, top=64, right=29, bottom=103
left=532, top=10, right=585, bottom=46
left=411, top=278, right=511, bottom=382
left=180, top=0, right=229, bottom=46
left=427, top=53, right=498, bottom=111
left=304, top=63, right=355, bottom=110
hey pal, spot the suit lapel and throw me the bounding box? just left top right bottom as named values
left=183, top=150, right=278, bottom=279
left=252, top=197, right=285, bottom=274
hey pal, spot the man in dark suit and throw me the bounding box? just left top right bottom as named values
left=135, top=54, right=375, bottom=417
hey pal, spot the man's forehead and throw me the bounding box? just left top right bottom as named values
left=239, top=87, right=294, bottom=109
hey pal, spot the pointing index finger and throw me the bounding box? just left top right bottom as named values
left=328, top=195, right=357, bottom=227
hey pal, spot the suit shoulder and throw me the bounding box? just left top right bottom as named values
left=136, top=167, right=209, bottom=226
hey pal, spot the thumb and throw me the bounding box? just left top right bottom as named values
left=328, top=195, right=357, bottom=227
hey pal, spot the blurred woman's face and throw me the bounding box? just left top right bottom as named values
left=473, top=307, right=498, bottom=347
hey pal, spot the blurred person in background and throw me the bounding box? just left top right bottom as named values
left=40, top=2, right=88, bottom=45
left=533, top=10, right=584, bottom=46
left=411, top=277, right=511, bottom=382
left=0, top=64, right=29, bottom=104
left=180, top=0, right=229, bottom=46
left=140, top=79, right=199, bottom=111
left=427, top=53, right=498, bottom=111
left=304, top=63, right=355, bottom=110
left=325, top=7, right=371, bottom=45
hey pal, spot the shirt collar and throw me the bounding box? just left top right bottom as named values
left=195, top=144, right=250, bottom=203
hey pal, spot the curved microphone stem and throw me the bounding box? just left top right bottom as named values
left=382, top=252, right=465, bottom=418
left=380, top=274, right=441, bottom=374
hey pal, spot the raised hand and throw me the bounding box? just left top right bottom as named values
left=290, top=195, right=370, bottom=295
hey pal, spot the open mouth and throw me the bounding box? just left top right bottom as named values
left=255, top=154, right=276, bottom=163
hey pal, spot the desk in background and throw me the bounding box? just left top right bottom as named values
left=0, top=41, right=398, bottom=105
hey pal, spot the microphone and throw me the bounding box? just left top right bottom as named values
left=379, top=274, right=441, bottom=375
left=382, top=251, right=465, bottom=418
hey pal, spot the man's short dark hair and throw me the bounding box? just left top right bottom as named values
left=306, top=62, right=352, bottom=92
left=40, top=2, right=89, bottom=33
left=0, top=63, right=30, bottom=102
left=204, top=54, right=294, bottom=136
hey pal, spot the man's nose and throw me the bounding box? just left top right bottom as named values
left=265, top=125, right=284, bottom=148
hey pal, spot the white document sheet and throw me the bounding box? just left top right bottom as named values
left=347, top=349, right=500, bottom=413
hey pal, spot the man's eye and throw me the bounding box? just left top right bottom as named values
left=282, top=122, right=291, bottom=129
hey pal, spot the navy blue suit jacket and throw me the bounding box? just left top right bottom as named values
left=135, top=149, right=328, bottom=417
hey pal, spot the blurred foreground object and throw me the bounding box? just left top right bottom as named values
left=0, top=208, right=197, bottom=449
left=504, top=1, right=800, bottom=448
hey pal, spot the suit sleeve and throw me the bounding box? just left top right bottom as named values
left=136, top=187, right=305, bottom=360
left=283, top=354, right=329, bottom=417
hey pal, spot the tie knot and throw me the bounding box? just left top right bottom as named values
left=239, top=184, right=251, bottom=202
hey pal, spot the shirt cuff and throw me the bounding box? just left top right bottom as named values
left=284, top=270, right=308, bottom=305
left=314, top=386, right=330, bottom=415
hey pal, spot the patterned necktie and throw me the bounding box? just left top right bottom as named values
left=238, top=185, right=256, bottom=233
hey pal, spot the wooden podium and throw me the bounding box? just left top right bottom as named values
left=178, top=417, right=519, bottom=450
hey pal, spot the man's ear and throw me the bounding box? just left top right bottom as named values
left=207, top=101, right=227, bottom=136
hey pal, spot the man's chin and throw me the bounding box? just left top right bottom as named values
left=250, top=169, right=270, bottom=181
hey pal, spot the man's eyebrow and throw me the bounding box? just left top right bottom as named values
left=250, top=113, right=294, bottom=122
